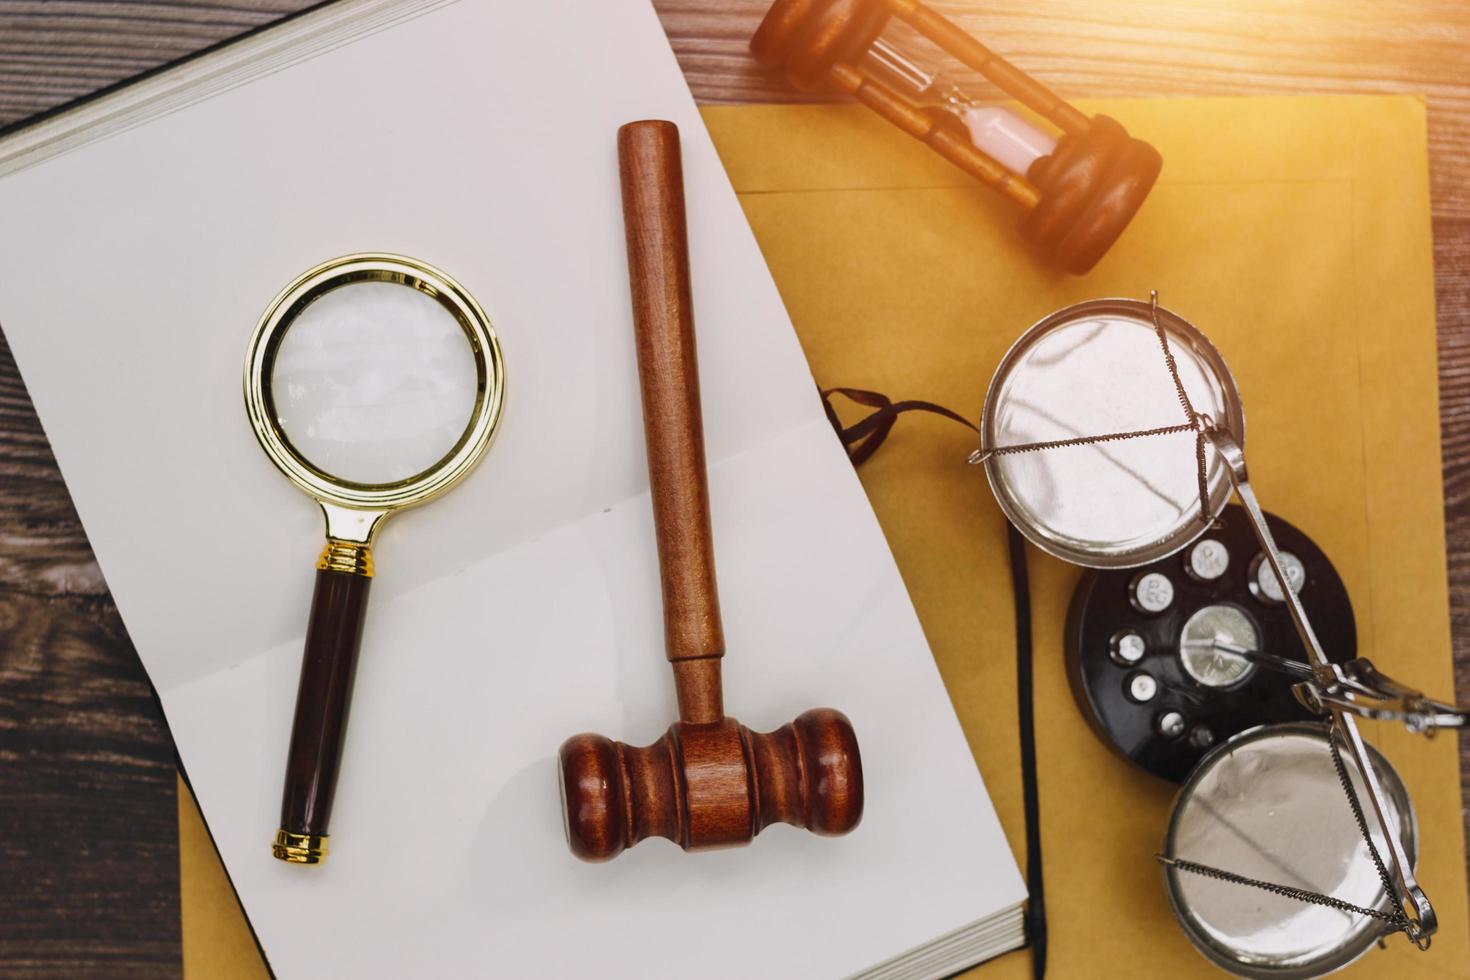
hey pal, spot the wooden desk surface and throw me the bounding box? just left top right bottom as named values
left=0, top=2, right=1466, bottom=975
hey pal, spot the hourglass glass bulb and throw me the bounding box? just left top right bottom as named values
left=961, top=106, right=1057, bottom=176
left=866, top=36, right=1057, bottom=177
left=866, top=34, right=950, bottom=100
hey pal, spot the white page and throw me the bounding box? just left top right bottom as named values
left=0, top=1, right=1025, bottom=976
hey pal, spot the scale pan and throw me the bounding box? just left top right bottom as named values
left=981, top=298, right=1245, bottom=568
left=1164, top=723, right=1417, bottom=978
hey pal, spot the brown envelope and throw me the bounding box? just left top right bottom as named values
left=179, top=96, right=1469, bottom=978
left=703, top=95, right=1468, bottom=978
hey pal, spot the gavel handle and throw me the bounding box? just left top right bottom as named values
left=617, top=120, right=725, bottom=725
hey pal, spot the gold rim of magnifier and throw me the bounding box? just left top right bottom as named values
left=243, top=253, right=505, bottom=513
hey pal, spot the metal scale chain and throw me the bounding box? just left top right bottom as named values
left=1142, top=296, right=1411, bottom=935
left=1326, top=737, right=1411, bottom=926
left=1156, top=735, right=1409, bottom=931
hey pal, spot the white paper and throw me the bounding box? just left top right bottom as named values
left=0, top=1, right=1026, bottom=976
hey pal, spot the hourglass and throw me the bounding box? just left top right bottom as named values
left=751, top=0, right=1162, bottom=274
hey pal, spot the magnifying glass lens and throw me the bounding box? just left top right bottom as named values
left=271, top=281, right=479, bottom=485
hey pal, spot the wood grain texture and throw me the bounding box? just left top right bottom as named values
left=618, top=120, right=726, bottom=683
left=0, top=334, right=180, bottom=978
left=0, top=0, right=1466, bottom=972
left=558, top=711, right=865, bottom=860
left=0, top=0, right=307, bottom=126
left=650, top=0, right=1470, bottom=219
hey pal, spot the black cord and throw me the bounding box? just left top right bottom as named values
left=824, top=385, right=1048, bottom=977
left=1007, top=523, right=1047, bottom=980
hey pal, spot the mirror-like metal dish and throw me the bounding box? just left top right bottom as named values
left=1164, top=723, right=1417, bottom=978
left=981, top=298, right=1244, bottom=568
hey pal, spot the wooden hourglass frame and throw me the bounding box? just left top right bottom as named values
left=751, top=0, right=1163, bottom=274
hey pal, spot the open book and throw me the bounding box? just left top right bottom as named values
left=0, top=1, right=1026, bottom=976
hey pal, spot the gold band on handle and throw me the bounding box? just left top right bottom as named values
left=316, top=539, right=374, bottom=577
left=273, top=829, right=329, bottom=864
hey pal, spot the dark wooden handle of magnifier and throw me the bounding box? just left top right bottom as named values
left=273, top=564, right=371, bottom=864
left=618, top=119, right=726, bottom=725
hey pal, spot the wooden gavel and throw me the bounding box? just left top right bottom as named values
left=557, top=120, right=864, bottom=861
left=751, top=0, right=1163, bottom=274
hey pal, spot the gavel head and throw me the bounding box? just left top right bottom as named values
left=558, top=709, right=863, bottom=861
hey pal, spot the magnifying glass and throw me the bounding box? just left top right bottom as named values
left=243, top=253, right=505, bottom=865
